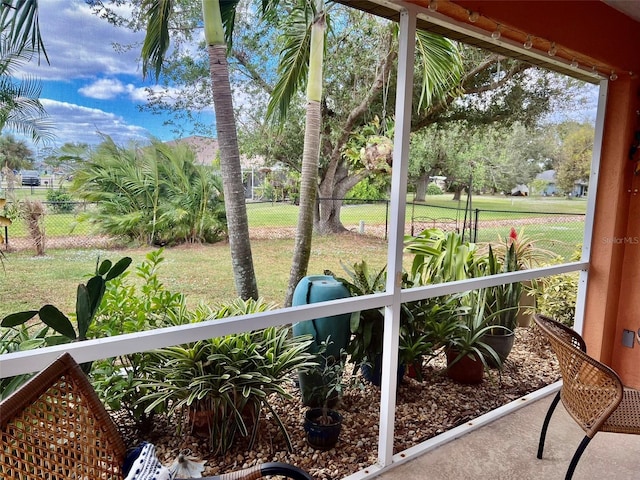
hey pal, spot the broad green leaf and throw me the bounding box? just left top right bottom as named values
left=85, top=276, right=105, bottom=319
left=76, top=284, right=91, bottom=340
left=97, top=259, right=112, bottom=275
left=1, top=310, right=38, bottom=327
left=44, top=335, right=70, bottom=346
left=39, top=305, right=76, bottom=340
left=18, top=338, right=46, bottom=350
left=105, top=257, right=132, bottom=281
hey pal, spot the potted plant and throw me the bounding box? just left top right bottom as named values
left=302, top=342, right=346, bottom=450
left=481, top=242, right=522, bottom=366
left=141, top=324, right=314, bottom=455
left=442, top=289, right=505, bottom=384
left=326, top=261, right=388, bottom=385
left=484, top=228, right=554, bottom=326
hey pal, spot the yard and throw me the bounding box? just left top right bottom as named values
left=0, top=194, right=586, bottom=317
left=0, top=194, right=573, bottom=480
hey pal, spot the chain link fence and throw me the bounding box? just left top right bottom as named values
left=1, top=199, right=585, bottom=259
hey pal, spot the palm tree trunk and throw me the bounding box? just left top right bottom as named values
left=207, top=42, right=258, bottom=300
left=284, top=10, right=325, bottom=307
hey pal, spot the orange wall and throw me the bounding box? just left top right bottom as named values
left=582, top=79, right=635, bottom=373
left=606, top=79, right=640, bottom=385
left=441, top=1, right=640, bottom=385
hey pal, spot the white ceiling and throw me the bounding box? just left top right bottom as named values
left=602, top=0, right=640, bottom=22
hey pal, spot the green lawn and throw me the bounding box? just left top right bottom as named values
left=0, top=194, right=587, bottom=318
left=0, top=235, right=389, bottom=318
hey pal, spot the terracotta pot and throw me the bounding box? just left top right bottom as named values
left=445, top=349, right=484, bottom=384
left=517, top=282, right=536, bottom=327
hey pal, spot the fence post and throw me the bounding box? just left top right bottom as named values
left=385, top=200, right=389, bottom=241
left=474, top=208, right=479, bottom=242
left=3, top=225, right=7, bottom=249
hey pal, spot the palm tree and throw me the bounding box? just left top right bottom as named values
left=142, top=0, right=258, bottom=300
left=0, top=37, right=53, bottom=144
left=263, top=1, right=326, bottom=307
left=0, top=0, right=47, bottom=61
left=265, top=2, right=463, bottom=306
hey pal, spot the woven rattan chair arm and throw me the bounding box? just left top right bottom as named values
left=0, top=353, right=126, bottom=478
left=534, top=314, right=587, bottom=352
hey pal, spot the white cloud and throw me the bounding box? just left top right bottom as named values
left=78, top=78, right=128, bottom=100
left=40, top=99, right=151, bottom=146
left=18, top=0, right=145, bottom=81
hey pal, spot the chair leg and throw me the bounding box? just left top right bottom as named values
left=565, top=436, right=592, bottom=480
left=537, top=391, right=561, bottom=459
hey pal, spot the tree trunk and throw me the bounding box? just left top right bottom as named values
left=284, top=10, right=325, bottom=307
left=285, top=99, right=322, bottom=305
left=316, top=160, right=368, bottom=234
left=207, top=43, right=258, bottom=300
left=452, top=184, right=464, bottom=201
left=414, top=173, right=429, bottom=202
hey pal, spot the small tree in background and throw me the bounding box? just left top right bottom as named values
left=21, top=199, right=45, bottom=255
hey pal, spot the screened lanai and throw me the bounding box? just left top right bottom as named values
left=1, top=1, right=640, bottom=479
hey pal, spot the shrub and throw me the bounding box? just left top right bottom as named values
left=346, top=177, right=388, bottom=201
left=426, top=182, right=443, bottom=195
left=71, top=137, right=226, bottom=245
left=46, top=188, right=75, bottom=213
left=535, top=272, right=579, bottom=327
left=89, top=249, right=196, bottom=428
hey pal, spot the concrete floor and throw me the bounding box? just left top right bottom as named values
left=375, top=395, right=640, bottom=480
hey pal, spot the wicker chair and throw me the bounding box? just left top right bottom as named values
left=0, top=352, right=313, bottom=480
left=534, top=314, right=640, bottom=480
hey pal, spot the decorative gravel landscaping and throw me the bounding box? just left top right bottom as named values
left=120, top=326, right=560, bottom=480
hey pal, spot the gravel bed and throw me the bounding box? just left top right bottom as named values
left=118, top=326, right=559, bottom=479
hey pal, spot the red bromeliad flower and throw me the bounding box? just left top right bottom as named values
left=509, top=227, right=518, bottom=243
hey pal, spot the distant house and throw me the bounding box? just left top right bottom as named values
left=166, top=136, right=265, bottom=170
left=165, top=136, right=267, bottom=199
left=535, top=169, right=588, bottom=197
left=535, top=169, right=558, bottom=196
left=165, top=136, right=219, bottom=166
left=510, top=184, right=529, bottom=196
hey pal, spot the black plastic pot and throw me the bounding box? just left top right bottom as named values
left=303, top=408, right=343, bottom=450
left=481, top=331, right=516, bottom=368
left=360, top=354, right=405, bottom=386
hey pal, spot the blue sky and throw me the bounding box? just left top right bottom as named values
left=13, top=0, right=212, bottom=155
left=10, top=1, right=599, bottom=159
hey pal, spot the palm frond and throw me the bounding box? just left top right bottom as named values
left=0, top=0, right=48, bottom=63
left=141, top=0, right=174, bottom=80
left=266, top=4, right=314, bottom=124
left=415, top=30, right=463, bottom=110
left=220, top=0, right=241, bottom=50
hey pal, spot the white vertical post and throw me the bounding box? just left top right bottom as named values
left=378, top=6, right=417, bottom=467
left=574, top=78, right=608, bottom=334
